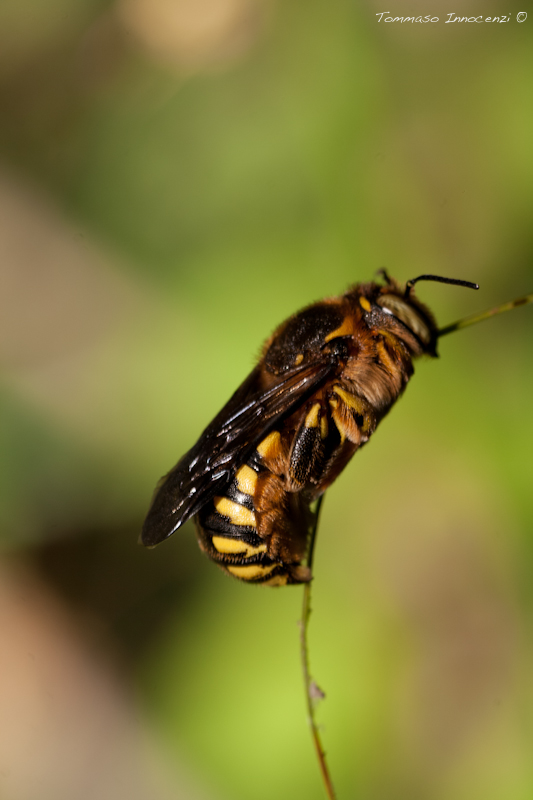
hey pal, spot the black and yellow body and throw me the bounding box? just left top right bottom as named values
left=142, top=273, right=445, bottom=585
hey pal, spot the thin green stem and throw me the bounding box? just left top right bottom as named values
left=299, top=495, right=336, bottom=800
left=438, top=292, right=533, bottom=337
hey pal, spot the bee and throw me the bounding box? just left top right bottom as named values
left=142, top=273, right=532, bottom=586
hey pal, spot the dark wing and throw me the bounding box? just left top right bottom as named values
left=141, top=359, right=337, bottom=546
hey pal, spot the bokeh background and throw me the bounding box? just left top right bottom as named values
left=1, top=0, right=532, bottom=798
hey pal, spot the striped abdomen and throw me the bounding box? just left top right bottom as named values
left=195, top=452, right=306, bottom=586
left=195, top=386, right=379, bottom=586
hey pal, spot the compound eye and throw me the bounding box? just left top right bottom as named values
left=376, top=294, right=431, bottom=344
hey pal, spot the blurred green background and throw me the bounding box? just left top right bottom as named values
left=0, top=0, right=532, bottom=798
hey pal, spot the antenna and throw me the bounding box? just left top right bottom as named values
left=405, top=274, right=479, bottom=298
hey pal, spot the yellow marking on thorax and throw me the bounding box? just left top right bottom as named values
left=320, top=415, right=328, bottom=440
left=359, top=297, right=371, bottom=312
left=235, top=465, right=258, bottom=496
left=214, top=497, right=256, bottom=527
left=304, top=403, right=320, bottom=428
left=212, top=535, right=266, bottom=557
left=324, top=316, right=354, bottom=342
left=295, top=353, right=304, bottom=365
left=226, top=563, right=277, bottom=580
left=257, top=430, right=282, bottom=459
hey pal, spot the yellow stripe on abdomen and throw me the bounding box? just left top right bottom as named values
left=262, top=573, right=289, bottom=586
left=256, top=431, right=282, bottom=459
left=234, top=465, right=258, bottom=496
left=226, top=563, right=277, bottom=580
left=211, top=535, right=266, bottom=558
left=214, top=497, right=256, bottom=527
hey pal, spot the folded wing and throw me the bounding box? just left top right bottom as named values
left=141, top=359, right=338, bottom=546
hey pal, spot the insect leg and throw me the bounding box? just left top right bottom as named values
left=287, top=403, right=327, bottom=490
left=328, top=385, right=373, bottom=445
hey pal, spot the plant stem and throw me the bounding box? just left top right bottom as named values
left=299, top=495, right=336, bottom=800
left=438, top=291, right=533, bottom=337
